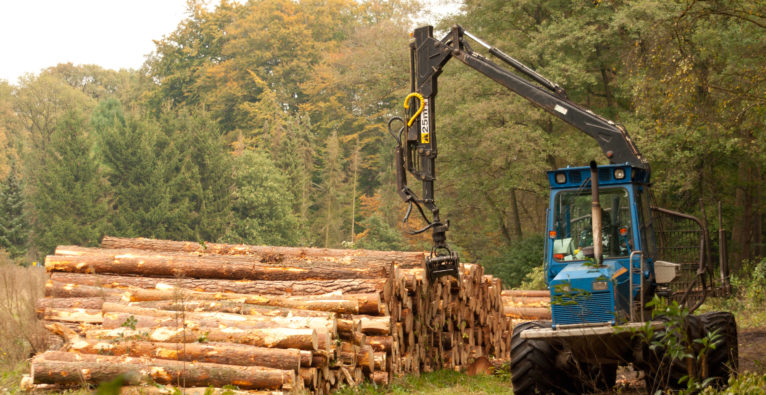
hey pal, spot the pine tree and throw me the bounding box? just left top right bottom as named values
left=0, top=164, right=29, bottom=259
left=31, top=110, right=110, bottom=255
left=92, top=99, right=194, bottom=240
left=313, top=131, right=347, bottom=248
left=225, top=149, right=299, bottom=246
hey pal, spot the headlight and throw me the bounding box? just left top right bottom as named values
left=614, top=168, right=626, bottom=180
left=555, top=173, right=567, bottom=184
left=592, top=281, right=608, bottom=291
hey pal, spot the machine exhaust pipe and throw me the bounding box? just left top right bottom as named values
left=590, top=161, right=603, bottom=266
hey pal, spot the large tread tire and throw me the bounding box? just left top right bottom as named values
left=699, top=311, right=738, bottom=388
left=511, top=321, right=572, bottom=395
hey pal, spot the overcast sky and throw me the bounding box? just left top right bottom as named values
left=0, top=0, right=461, bottom=84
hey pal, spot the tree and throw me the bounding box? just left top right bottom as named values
left=313, top=131, right=347, bottom=247
left=91, top=99, right=194, bottom=240
left=0, top=164, right=29, bottom=259
left=31, top=110, right=110, bottom=255
left=224, top=149, right=300, bottom=246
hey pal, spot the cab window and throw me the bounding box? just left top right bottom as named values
left=551, top=188, right=633, bottom=261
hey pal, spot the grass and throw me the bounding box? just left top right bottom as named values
left=335, top=369, right=513, bottom=395
left=0, top=256, right=50, bottom=391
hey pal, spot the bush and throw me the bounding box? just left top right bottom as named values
left=0, top=258, right=50, bottom=370
left=731, top=257, right=766, bottom=303
left=480, top=235, right=544, bottom=288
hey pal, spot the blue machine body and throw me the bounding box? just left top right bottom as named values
left=544, top=164, right=655, bottom=327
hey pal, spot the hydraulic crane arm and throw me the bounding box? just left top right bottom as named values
left=389, top=25, right=648, bottom=281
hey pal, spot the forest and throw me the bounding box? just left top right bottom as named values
left=0, top=0, right=763, bottom=288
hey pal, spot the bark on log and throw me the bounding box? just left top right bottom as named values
left=43, top=308, right=102, bottom=324
left=32, top=351, right=296, bottom=390
left=45, top=281, right=123, bottom=299
left=101, top=311, right=336, bottom=336
left=63, top=338, right=304, bottom=371
left=502, top=306, right=551, bottom=320
left=121, top=288, right=381, bottom=315
left=100, top=236, right=424, bottom=266
left=84, top=326, right=318, bottom=350
left=501, top=289, right=549, bottom=298
left=129, top=300, right=336, bottom=318
left=101, top=302, right=337, bottom=333
left=36, top=297, right=115, bottom=312
left=45, top=253, right=388, bottom=281
left=49, top=272, right=388, bottom=296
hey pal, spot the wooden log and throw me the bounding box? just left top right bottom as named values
left=44, top=280, right=122, bottom=298
left=84, top=326, right=318, bottom=350
left=501, top=289, right=549, bottom=298
left=356, top=345, right=375, bottom=374
left=121, top=288, right=381, bottom=315
left=43, top=308, right=102, bottom=324
left=31, top=351, right=296, bottom=390
left=371, top=371, right=389, bottom=385
left=373, top=352, right=387, bottom=371
left=101, top=303, right=337, bottom=333
left=99, top=236, right=424, bottom=267
left=129, top=299, right=336, bottom=318
left=503, top=306, right=551, bottom=320
left=298, top=367, right=317, bottom=389
left=49, top=272, right=388, bottom=296
left=45, top=253, right=389, bottom=281
left=353, top=315, right=391, bottom=335
left=366, top=336, right=392, bottom=353
left=36, top=296, right=116, bottom=312
left=63, top=337, right=305, bottom=371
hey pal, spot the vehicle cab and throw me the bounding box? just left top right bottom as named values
left=544, top=164, right=656, bottom=327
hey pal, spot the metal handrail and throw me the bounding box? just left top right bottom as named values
left=629, top=250, right=644, bottom=322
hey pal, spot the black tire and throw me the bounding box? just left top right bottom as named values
left=699, top=311, right=738, bottom=388
left=511, top=321, right=572, bottom=395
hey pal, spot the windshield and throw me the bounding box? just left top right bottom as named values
left=552, top=188, right=633, bottom=262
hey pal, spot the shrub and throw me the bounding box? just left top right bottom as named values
left=0, top=258, right=50, bottom=369
left=481, top=235, right=544, bottom=288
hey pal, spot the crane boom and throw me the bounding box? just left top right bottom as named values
left=390, top=25, right=648, bottom=281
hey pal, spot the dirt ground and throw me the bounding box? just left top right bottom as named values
left=739, top=327, right=766, bottom=374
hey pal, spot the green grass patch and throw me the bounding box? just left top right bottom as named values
left=335, top=370, right=513, bottom=395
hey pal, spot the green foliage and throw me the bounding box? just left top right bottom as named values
left=632, top=296, right=724, bottom=392
left=481, top=235, right=544, bottom=288
left=699, top=372, right=766, bottom=395
left=353, top=214, right=409, bottom=251
left=0, top=165, right=28, bottom=259
left=731, top=257, right=766, bottom=304
left=30, top=110, right=110, bottom=254
left=224, top=149, right=301, bottom=246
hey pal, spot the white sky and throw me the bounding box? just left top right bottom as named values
left=0, top=0, right=462, bottom=85
left=0, top=0, right=190, bottom=84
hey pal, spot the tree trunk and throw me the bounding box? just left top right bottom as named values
left=120, top=288, right=381, bottom=315
left=49, top=271, right=388, bottom=296
left=99, top=236, right=424, bottom=266
left=45, top=253, right=389, bottom=281
left=64, top=338, right=306, bottom=371
left=84, top=326, right=318, bottom=350
left=32, top=351, right=297, bottom=391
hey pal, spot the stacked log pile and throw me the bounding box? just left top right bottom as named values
left=27, top=236, right=525, bottom=393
